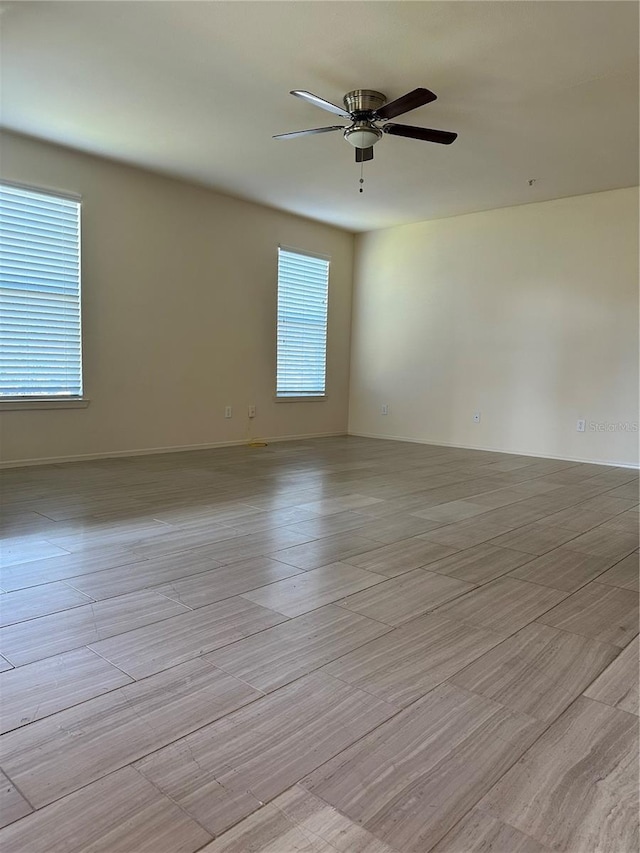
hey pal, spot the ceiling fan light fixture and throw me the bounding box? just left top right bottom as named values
left=344, top=123, right=382, bottom=149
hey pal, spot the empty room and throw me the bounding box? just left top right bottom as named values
left=0, top=2, right=638, bottom=851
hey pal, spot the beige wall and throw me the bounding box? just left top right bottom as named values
left=0, top=132, right=355, bottom=465
left=2, top=134, right=637, bottom=468
left=349, top=188, right=639, bottom=467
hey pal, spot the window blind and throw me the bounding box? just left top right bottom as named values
left=0, top=182, right=82, bottom=398
left=276, top=247, right=329, bottom=398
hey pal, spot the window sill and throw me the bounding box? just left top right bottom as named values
left=274, top=395, right=327, bottom=403
left=0, top=398, right=90, bottom=411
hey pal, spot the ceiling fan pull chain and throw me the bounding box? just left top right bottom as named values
left=359, top=162, right=364, bottom=193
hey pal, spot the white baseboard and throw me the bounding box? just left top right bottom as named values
left=0, top=431, right=346, bottom=469
left=3, top=429, right=637, bottom=470
left=347, top=430, right=640, bottom=470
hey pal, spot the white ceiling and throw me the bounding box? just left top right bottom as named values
left=1, top=1, right=638, bottom=231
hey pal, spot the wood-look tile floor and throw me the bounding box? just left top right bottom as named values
left=0, top=436, right=638, bottom=852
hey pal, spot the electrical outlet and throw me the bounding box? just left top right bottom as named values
left=577, top=419, right=586, bottom=432
left=473, top=411, right=481, bottom=424
left=224, top=406, right=232, bottom=419
left=248, top=405, right=256, bottom=418
left=381, top=404, right=389, bottom=415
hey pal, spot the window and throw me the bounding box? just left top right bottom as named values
left=0, top=182, right=82, bottom=400
left=276, top=247, right=329, bottom=399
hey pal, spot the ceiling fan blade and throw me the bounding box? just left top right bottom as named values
left=290, top=90, right=350, bottom=118
left=376, top=88, right=437, bottom=120
left=383, top=123, right=457, bottom=145
left=355, top=147, right=374, bottom=163
left=273, top=126, right=345, bottom=140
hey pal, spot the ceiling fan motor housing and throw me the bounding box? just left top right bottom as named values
left=343, top=89, right=387, bottom=115
left=343, top=90, right=386, bottom=148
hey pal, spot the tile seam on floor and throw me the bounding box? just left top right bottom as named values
left=576, top=692, right=640, bottom=720
left=0, top=672, right=270, bottom=813
left=158, top=674, right=411, bottom=849
left=469, top=690, right=639, bottom=847
left=441, top=799, right=551, bottom=853
left=428, top=549, right=542, bottom=586
left=0, top=554, right=154, bottom=591
left=404, top=682, right=596, bottom=852
left=429, top=576, right=572, bottom=625
left=485, top=524, right=592, bottom=554
left=295, top=678, right=559, bottom=853
left=57, top=555, right=283, bottom=601
left=0, top=645, right=259, bottom=735
left=86, top=607, right=294, bottom=678
left=0, top=593, right=280, bottom=669
left=134, top=567, right=307, bottom=610
left=0, top=587, right=99, bottom=626
left=531, top=618, right=640, bottom=649
left=129, top=764, right=217, bottom=847
left=3, top=666, right=404, bottom=821
left=0, top=762, right=215, bottom=842
left=503, top=564, right=621, bottom=595
left=309, top=667, right=407, bottom=710
left=333, top=574, right=484, bottom=629
left=0, top=764, right=36, bottom=812
left=0, top=647, right=137, bottom=734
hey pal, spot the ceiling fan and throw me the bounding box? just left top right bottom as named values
left=273, top=88, right=457, bottom=162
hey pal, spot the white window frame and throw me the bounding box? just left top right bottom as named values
left=275, top=245, right=330, bottom=402
left=0, top=180, right=87, bottom=410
